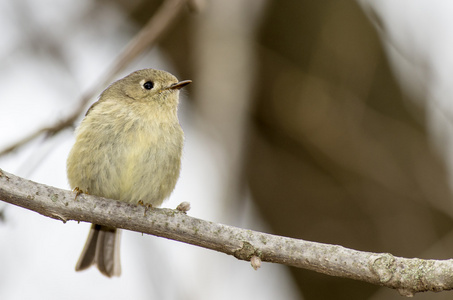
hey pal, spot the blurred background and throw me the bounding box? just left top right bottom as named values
left=1, top=0, right=453, bottom=299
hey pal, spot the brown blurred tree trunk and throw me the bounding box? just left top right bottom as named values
left=247, top=1, right=453, bottom=299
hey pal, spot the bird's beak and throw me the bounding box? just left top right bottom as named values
left=168, top=80, right=192, bottom=90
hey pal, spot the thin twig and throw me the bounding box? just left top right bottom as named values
left=0, top=0, right=189, bottom=156
left=1, top=169, right=453, bottom=297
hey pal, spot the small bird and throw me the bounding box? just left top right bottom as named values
left=66, top=68, right=191, bottom=277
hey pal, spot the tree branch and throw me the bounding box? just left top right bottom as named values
left=1, top=168, right=453, bottom=297
left=0, top=0, right=189, bottom=156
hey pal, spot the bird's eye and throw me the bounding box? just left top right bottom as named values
left=143, top=81, right=154, bottom=90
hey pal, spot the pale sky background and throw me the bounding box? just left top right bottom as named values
left=359, top=0, right=453, bottom=190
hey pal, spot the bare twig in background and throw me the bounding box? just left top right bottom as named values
left=0, top=0, right=189, bottom=157
left=1, top=168, right=453, bottom=297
